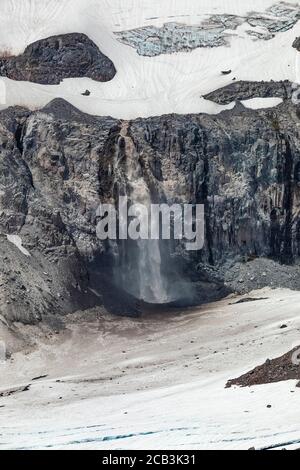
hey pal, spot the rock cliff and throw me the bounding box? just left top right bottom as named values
left=1, top=92, right=300, bottom=323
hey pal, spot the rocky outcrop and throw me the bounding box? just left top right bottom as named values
left=226, top=346, right=300, bottom=388
left=1, top=94, right=300, bottom=323
left=293, top=36, right=300, bottom=51
left=204, top=80, right=293, bottom=104
left=0, top=33, right=116, bottom=84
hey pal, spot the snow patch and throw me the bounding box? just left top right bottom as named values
left=0, top=79, right=6, bottom=108
left=241, top=97, right=283, bottom=109
left=7, top=235, right=31, bottom=257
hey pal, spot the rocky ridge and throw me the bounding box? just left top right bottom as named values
left=204, top=80, right=294, bottom=105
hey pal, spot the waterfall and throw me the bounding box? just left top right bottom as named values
left=114, top=122, right=169, bottom=304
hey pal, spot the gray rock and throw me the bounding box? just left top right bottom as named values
left=204, top=80, right=293, bottom=105
left=0, top=33, right=116, bottom=84
left=293, top=37, right=300, bottom=51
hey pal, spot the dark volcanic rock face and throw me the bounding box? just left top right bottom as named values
left=0, top=33, right=116, bottom=84
left=127, top=102, right=300, bottom=268
left=1, top=96, right=300, bottom=322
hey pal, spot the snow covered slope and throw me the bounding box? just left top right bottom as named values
left=0, top=0, right=299, bottom=118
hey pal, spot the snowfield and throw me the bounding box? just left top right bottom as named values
left=1, top=289, right=300, bottom=450
left=0, top=0, right=299, bottom=118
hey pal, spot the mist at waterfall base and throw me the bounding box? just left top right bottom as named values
left=96, top=202, right=199, bottom=306
left=102, top=200, right=198, bottom=306
left=114, top=234, right=196, bottom=306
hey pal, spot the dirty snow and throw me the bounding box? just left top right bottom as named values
left=1, top=289, right=300, bottom=450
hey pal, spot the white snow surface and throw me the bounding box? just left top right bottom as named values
left=241, top=97, right=283, bottom=109
left=0, top=0, right=299, bottom=118
left=1, top=289, right=300, bottom=450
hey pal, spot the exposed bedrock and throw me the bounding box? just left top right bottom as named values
left=204, top=80, right=293, bottom=104
left=1, top=95, right=300, bottom=323
left=0, top=33, right=116, bottom=85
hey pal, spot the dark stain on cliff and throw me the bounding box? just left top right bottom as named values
left=280, top=136, right=294, bottom=264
